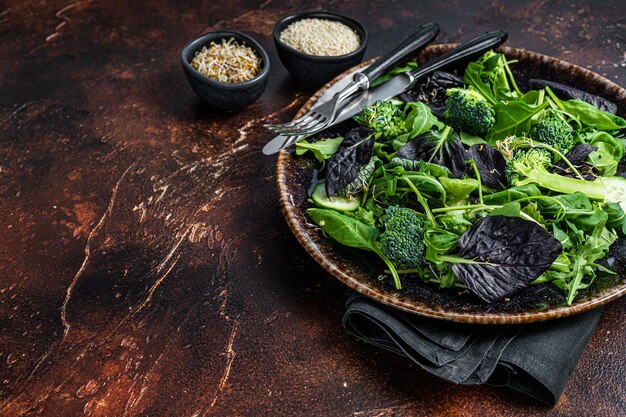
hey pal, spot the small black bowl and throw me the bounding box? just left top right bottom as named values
left=273, top=12, right=367, bottom=87
left=181, top=31, right=270, bottom=110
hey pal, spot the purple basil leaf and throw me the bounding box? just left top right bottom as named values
left=325, top=127, right=374, bottom=196
left=529, top=79, right=618, bottom=114
left=399, top=71, right=464, bottom=117
left=436, top=130, right=467, bottom=179
left=451, top=216, right=562, bottom=303
left=395, top=133, right=436, bottom=160
left=553, top=143, right=598, bottom=180
left=395, top=128, right=467, bottom=178
left=467, top=144, right=508, bottom=190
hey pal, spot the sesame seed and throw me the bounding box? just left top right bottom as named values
left=279, top=18, right=361, bottom=57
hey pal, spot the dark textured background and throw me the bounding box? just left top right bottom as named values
left=0, top=0, right=624, bottom=416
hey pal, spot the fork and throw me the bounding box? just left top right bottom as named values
left=263, top=23, right=440, bottom=137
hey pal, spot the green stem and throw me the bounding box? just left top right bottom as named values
left=402, top=177, right=436, bottom=224
left=436, top=255, right=493, bottom=265
left=531, top=142, right=585, bottom=181
left=526, top=171, right=605, bottom=201
left=432, top=204, right=501, bottom=213
left=467, top=160, right=484, bottom=205
left=504, top=60, right=522, bottom=97
left=378, top=251, right=402, bottom=290
left=545, top=87, right=583, bottom=129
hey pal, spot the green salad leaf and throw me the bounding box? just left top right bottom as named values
left=299, top=49, right=624, bottom=305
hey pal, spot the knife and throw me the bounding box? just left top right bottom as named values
left=263, top=31, right=508, bottom=155
left=264, top=22, right=440, bottom=131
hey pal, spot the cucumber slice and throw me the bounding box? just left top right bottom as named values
left=311, top=182, right=360, bottom=212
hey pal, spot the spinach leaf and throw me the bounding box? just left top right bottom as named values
left=529, top=79, right=618, bottom=114
left=487, top=100, right=548, bottom=143
left=395, top=126, right=467, bottom=178
left=450, top=216, right=562, bottom=303
left=295, top=136, right=343, bottom=164
left=547, top=87, right=626, bottom=130
left=308, top=208, right=379, bottom=252
left=489, top=202, right=521, bottom=217
left=467, top=143, right=508, bottom=190
left=583, top=130, right=625, bottom=176
left=325, top=127, right=374, bottom=196
left=463, top=60, right=498, bottom=105
left=438, top=177, right=479, bottom=205
left=463, top=51, right=520, bottom=104
left=521, top=202, right=545, bottom=224
left=567, top=206, right=609, bottom=232
left=309, top=207, right=405, bottom=289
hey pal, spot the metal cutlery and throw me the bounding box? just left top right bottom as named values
left=263, top=22, right=440, bottom=136
left=262, top=31, right=508, bottom=155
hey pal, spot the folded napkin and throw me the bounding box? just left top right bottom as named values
left=343, top=294, right=603, bottom=405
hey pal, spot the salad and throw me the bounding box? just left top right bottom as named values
left=296, top=50, right=626, bottom=305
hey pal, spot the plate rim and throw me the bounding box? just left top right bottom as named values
left=276, top=44, right=626, bottom=324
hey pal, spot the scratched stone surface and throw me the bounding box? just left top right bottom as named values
left=0, top=0, right=625, bottom=416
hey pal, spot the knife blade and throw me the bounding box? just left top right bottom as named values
left=260, top=69, right=363, bottom=155
left=262, top=31, right=508, bottom=155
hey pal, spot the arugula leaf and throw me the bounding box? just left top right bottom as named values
left=557, top=218, right=617, bottom=305
left=392, top=102, right=444, bottom=150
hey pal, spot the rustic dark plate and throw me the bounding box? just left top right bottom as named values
left=277, top=44, right=626, bottom=324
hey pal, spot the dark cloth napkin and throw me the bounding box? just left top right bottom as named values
left=343, top=294, right=603, bottom=405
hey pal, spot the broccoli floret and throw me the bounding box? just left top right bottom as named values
left=379, top=206, right=425, bottom=269
left=444, top=88, right=496, bottom=136
left=505, top=148, right=552, bottom=185
left=505, top=148, right=626, bottom=211
left=530, top=110, right=575, bottom=154
left=353, top=100, right=407, bottom=139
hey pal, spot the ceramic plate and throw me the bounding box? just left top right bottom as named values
left=277, top=45, right=626, bottom=324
